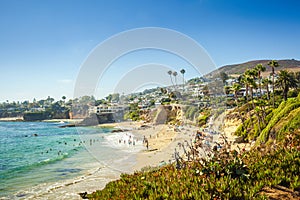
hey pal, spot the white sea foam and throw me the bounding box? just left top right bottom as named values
left=11, top=162, right=122, bottom=200
left=102, top=131, right=145, bottom=153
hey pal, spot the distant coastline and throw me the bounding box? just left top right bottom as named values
left=0, top=117, right=23, bottom=122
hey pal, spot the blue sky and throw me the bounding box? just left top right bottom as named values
left=0, top=0, right=299, bottom=102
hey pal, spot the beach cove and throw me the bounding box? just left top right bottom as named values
left=0, top=117, right=243, bottom=199
left=36, top=121, right=199, bottom=199
left=0, top=120, right=197, bottom=199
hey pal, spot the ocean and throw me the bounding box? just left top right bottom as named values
left=0, top=121, right=144, bottom=199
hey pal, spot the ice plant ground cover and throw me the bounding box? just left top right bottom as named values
left=86, top=127, right=300, bottom=199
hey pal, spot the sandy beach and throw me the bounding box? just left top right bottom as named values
left=43, top=118, right=84, bottom=123
left=99, top=121, right=199, bottom=171
left=132, top=124, right=198, bottom=171
left=0, top=117, right=23, bottom=121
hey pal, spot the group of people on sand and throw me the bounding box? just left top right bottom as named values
left=118, top=134, right=136, bottom=146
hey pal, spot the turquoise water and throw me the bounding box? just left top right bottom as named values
left=0, top=122, right=143, bottom=199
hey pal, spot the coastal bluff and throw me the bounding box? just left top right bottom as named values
left=23, top=111, right=70, bottom=121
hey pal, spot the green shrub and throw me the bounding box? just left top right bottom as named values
left=288, top=89, right=299, bottom=98
left=259, top=99, right=300, bottom=142
left=277, top=107, right=300, bottom=140
left=184, top=106, right=199, bottom=120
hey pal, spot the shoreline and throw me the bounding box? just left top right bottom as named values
left=97, top=121, right=198, bottom=171
left=42, top=118, right=84, bottom=123
left=0, top=117, right=84, bottom=123
left=0, top=117, right=23, bottom=121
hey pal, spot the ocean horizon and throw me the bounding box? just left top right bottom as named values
left=0, top=121, right=144, bottom=199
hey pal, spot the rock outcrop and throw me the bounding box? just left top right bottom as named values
left=153, top=105, right=183, bottom=125
left=153, top=105, right=168, bottom=124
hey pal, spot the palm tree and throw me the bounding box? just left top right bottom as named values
left=255, top=64, right=266, bottom=98
left=248, top=76, right=257, bottom=110
left=276, top=70, right=298, bottom=101
left=249, top=79, right=262, bottom=133
left=167, top=70, right=175, bottom=89
left=242, top=69, right=257, bottom=102
left=249, top=68, right=259, bottom=101
left=173, top=71, right=178, bottom=90
left=232, top=83, right=244, bottom=123
left=202, top=85, right=210, bottom=97
left=262, top=78, right=272, bottom=100
left=60, top=96, right=66, bottom=107
left=268, top=60, right=279, bottom=107
left=240, top=75, right=248, bottom=102
left=295, top=71, right=300, bottom=89
left=180, top=69, right=186, bottom=92
left=245, top=69, right=257, bottom=106
left=232, top=83, right=241, bottom=102
left=241, top=69, right=257, bottom=130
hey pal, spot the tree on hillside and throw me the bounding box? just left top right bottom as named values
left=295, top=71, right=300, bottom=89
left=111, top=93, right=120, bottom=103
left=220, top=72, right=229, bottom=84
left=249, top=75, right=264, bottom=133
left=268, top=60, right=279, bottom=107
left=38, top=99, right=45, bottom=107
left=173, top=71, right=178, bottom=89
left=62, top=96, right=66, bottom=106
left=95, top=99, right=106, bottom=106
left=202, top=85, right=210, bottom=97
left=180, top=69, right=186, bottom=91
left=232, top=83, right=241, bottom=102
left=160, top=87, right=167, bottom=95
left=106, top=94, right=112, bottom=103
left=262, top=78, right=272, bottom=100
left=79, top=95, right=95, bottom=105
left=255, top=64, right=266, bottom=98
left=276, top=70, right=298, bottom=101
left=231, top=83, right=244, bottom=123
left=224, top=86, right=231, bottom=95
left=169, top=91, right=177, bottom=99
left=46, top=96, right=55, bottom=105
left=247, top=68, right=259, bottom=99
left=167, top=70, right=175, bottom=89
left=241, top=69, right=257, bottom=130
left=241, top=69, right=255, bottom=103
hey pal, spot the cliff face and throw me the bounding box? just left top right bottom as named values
left=153, top=105, right=168, bottom=124
left=23, top=111, right=70, bottom=121
left=152, top=105, right=183, bottom=125
left=23, top=112, right=52, bottom=121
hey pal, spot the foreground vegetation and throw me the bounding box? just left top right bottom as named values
left=86, top=128, right=299, bottom=199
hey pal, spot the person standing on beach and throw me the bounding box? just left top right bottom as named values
left=146, top=139, right=149, bottom=150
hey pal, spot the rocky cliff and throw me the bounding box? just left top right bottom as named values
left=152, top=105, right=183, bottom=125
